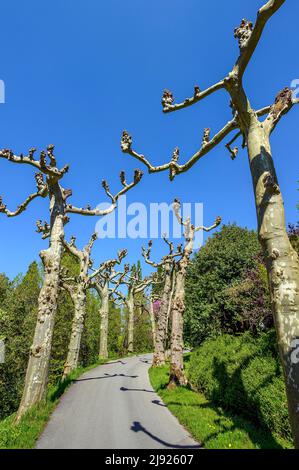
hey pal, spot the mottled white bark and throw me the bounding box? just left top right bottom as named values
left=149, top=300, right=156, bottom=349
left=153, top=261, right=173, bottom=367
left=246, top=115, right=299, bottom=447
left=142, top=239, right=181, bottom=366
left=97, top=283, right=109, bottom=359
left=127, top=291, right=134, bottom=354
left=61, top=233, right=97, bottom=379
left=16, top=182, right=65, bottom=421
left=62, top=286, right=86, bottom=380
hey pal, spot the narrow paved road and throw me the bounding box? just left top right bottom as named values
left=36, top=354, right=200, bottom=449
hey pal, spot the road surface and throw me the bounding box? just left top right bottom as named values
left=36, top=354, right=200, bottom=449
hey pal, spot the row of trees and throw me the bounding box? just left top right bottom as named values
left=0, top=253, right=155, bottom=421
left=1, top=0, right=298, bottom=449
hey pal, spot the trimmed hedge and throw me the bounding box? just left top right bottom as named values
left=188, top=330, right=291, bottom=440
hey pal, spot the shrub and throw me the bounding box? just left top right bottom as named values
left=188, top=330, right=291, bottom=440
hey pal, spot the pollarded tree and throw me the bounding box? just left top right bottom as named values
left=88, top=250, right=129, bottom=359
left=59, top=233, right=97, bottom=380
left=0, top=145, right=143, bottom=421
left=141, top=237, right=182, bottom=366
left=169, top=199, right=221, bottom=387
left=113, top=266, right=155, bottom=353
left=121, top=0, right=299, bottom=446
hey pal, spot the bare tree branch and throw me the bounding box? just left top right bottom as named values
left=65, top=169, right=143, bottom=216
left=233, top=0, right=286, bottom=78
left=264, top=88, right=299, bottom=134
left=141, top=240, right=161, bottom=268
left=161, top=80, right=225, bottom=114
left=61, top=235, right=82, bottom=259
left=36, top=220, right=51, bottom=239
left=194, top=216, right=222, bottom=232
left=0, top=172, right=48, bottom=217
left=121, top=119, right=238, bottom=180
left=89, top=251, right=128, bottom=282
left=225, top=131, right=242, bottom=160
left=0, top=145, right=69, bottom=180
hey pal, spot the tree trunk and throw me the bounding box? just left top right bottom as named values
left=149, top=301, right=156, bottom=349
left=168, top=267, right=187, bottom=388
left=16, top=183, right=64, bottom=422
left=127, top=293, right=134, bottom=353
left=247, top=118, right=299, bottom=447
left=99, top=284, right=109, bottom=359
left=62, top=286, right=86, bottom=380
left=152, top=264, right=172, bottom=367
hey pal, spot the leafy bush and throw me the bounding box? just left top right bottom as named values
left=184, top=225, right=272, bottom=346
left=188, top=330, right=291, bottom=440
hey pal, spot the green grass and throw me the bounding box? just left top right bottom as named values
left=149, top=363, right=293, bottom=449
left=0, top=357, right=117, bottom=449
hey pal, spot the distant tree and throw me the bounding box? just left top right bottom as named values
left=107, top=300, right=122, bottom=356
left=88, top=250, right=128, bottom=360
left=185, top=224, right=266, bottom=346
left=219, top=260, right=273, bottom=334
left=114, top=262, right=155, bottom=353
left=0, top=273, right=11, bottom=307
left=288, top=223, right=299, bottom=254
left=168, top=199, right=220, bottom=387
left=80, top=291, right=101, bottom=366
left=60, top=233, right=97, bottom=379
left=0, top=262, right=41, bottom=419
left=142, top=237, right=182, bottom=366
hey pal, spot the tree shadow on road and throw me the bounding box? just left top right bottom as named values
left=130, top=421, right=201, bottom=448
left=101, top=360, right=127, bottom=365
left=74, top=373, right=138, bottom=382
left=120, top=386, right=154, bottom=393
left=152, top=399, right=167, bottom=407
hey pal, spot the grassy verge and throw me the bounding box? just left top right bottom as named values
left=149, top=363, right=293, bottom=449
left=0, top=356, right=117, bottom=449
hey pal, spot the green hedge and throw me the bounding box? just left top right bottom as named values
left=188, top=330, right=291, bottom=440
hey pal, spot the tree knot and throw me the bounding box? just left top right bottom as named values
left=121, top=130, right=132, bottom=152
left=269, top=87, right=293, bottom=121
left=162, top=89, right=174, bottom=111
left=202, top=128, right=211, bottom=146
left=262, top=172, right=280, bottom=195
left=234, top=19, right=253, bottom=50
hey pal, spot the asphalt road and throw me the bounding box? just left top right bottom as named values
left=36, top=354, right=200, bottom=449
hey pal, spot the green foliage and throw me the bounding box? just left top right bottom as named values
left=188, top=331, right=291, bottom=441
left=149, top=362, right=292, bottom=449
left=184, top=224, right=270, bottom=346
left=108, top=300, right=122, bottom=355
left=80, top=291, right=101, bottom=365
left=0, top=262, right=41, bottom=419
left=151, top=265, right=164, bottom=298
left=288, top=222, right=299, bottom=253
left=134, top=304, right=153, bottom=353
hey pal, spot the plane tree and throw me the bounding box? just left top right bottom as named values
left=113, top=266, right=156, bottom=353
left=88, top=250, right=129, bottom=359
left=141, top=237, right=182, bottom=366
left=168, top=200, right=221, bottom=387
left=58, top=233, right=98, bottom=379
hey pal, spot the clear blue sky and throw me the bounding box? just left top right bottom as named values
left=0, top=0, right=298, bottom=279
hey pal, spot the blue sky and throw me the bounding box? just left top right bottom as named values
left=0, top=0, right=298, bottom=279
